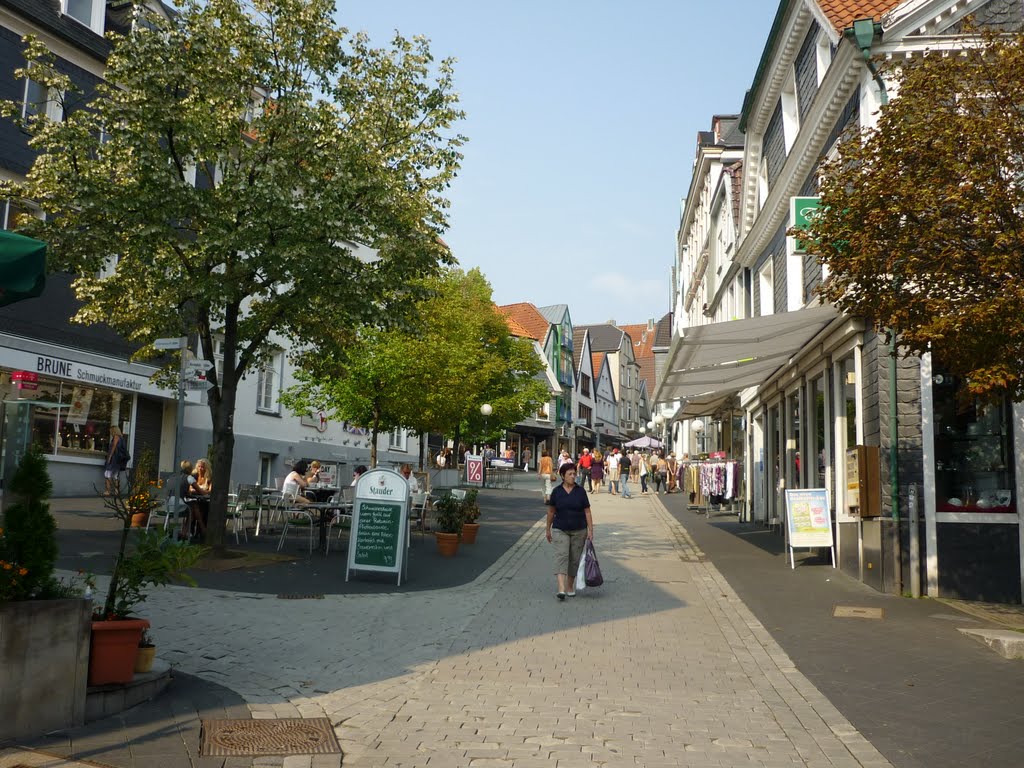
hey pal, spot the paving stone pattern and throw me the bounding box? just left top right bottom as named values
left=132, top=492, right=892, bottom=767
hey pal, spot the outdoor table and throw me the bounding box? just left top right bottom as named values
left=305, top=485, right=338, bottom=503
left=304, top=501, right=349, bottom=554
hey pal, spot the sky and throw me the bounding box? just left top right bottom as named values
left=337, top=1, right=781, bottom=326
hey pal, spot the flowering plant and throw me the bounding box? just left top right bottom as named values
left=0, top=530, right=31, bottom=601
left=0, top=443, right=59, bottom=602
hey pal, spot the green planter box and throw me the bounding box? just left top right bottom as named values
left=0, top=598, right=92, bottom=740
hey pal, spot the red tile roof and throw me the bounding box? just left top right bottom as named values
left=817, top=0, right=903, bottom=32
left=497, top=303, right=550, bottom=343
left=502, top=314, right=534, bottom=340
left=591, top=352, right=606, bottom=383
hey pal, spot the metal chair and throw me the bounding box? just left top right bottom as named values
left=147, top=488, right=189, bottom=535
left=326, top=488, right=353, bottom=554
left=409, top=491, right=429, bottom=540
left=227, top=484, right=260, bottom=544
left=276, top=491, right=315, bottom=554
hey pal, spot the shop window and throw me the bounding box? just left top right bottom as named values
left=788, top=391, right=802, bottom=489
left=16, top=377, right=133, bottom=461
left=811, top=375, right=828, bottom=490
left=842, top=357, right=858, bottom=449
left=933, top=374, right=1016, bottom=512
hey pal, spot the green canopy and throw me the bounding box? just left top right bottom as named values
left=0, top=230, right=46, bottom=308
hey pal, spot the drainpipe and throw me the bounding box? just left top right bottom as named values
left=850, top=18, right=902, bottom=595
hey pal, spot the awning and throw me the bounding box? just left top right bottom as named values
left=654, top=305, right=840, bottom=416
left=0, top=230, right=46, bottom=307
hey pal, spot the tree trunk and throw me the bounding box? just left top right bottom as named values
left=204, top=375, right=237, bottom=554
left=369, top=406, right=380, bottom=469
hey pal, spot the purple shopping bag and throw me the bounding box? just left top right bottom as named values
left=584, top=539, right=603, bottom=587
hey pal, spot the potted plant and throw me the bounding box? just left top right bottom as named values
left=0, top=444, right=94, bottom=740
left=90, top=447, right=203, bottom=685
left=432, top=494, right=464, bottom=557
left=460, top=489, right=481, bottom=544
left=134, top=629, right=156, bottom=673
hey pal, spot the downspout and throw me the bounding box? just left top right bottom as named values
left=850, top=19, right=902, bottom=595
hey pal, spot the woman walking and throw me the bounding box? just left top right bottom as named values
left=591, top=450, right=604, bottom=493
left=538, top=448, right=555, bottom=503
left=545, top=462, right=593, bottom=601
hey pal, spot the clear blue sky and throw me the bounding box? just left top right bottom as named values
left=337, top=1, right=780, bottom=326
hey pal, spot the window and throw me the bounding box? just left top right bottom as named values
left=205, top=337, right=225, bottom=388
left=758, top=261, right=774, bottom=316
left=816, top=33, right=832, bottom=86
left=579, top=373, right=591, bottom=398
left=256, top=350, right=282, bottom=413
left=63, top=0, right=103, bottom=33
left=259, top=454, right=275, bottom=488
left=2, top=199, right=42, bottom=231
left=781, top=73, right=799, bottom=154
left=22, top=73, right=62, bottom=122
left=578, top=404, right=591, bottom=426
left=537, top=402, right=550, bottom=421
left=389, top=428, right=408, bottom=451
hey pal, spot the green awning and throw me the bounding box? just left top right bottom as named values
left=0, top=230, right=46, bottom=308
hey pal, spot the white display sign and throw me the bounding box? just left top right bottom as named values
left=346, top=468, right=409, bottom=586
left=784, top=488, right=836, bottom=569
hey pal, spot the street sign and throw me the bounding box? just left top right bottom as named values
left=154, top=336, right=187, bottom=350
left=185, top=378, right=214, bottom=391
left=184, top=359, right=214, bottom=374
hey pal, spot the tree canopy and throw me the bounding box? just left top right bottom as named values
left=0, top=0, right=465, bottom=547
left=283, top=268, right=549, bottom=466
left=804, top=28, right=1024, bottom=399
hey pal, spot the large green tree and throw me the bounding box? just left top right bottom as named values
left=283, top=268, right=548, bottom=467
left=804, top=28, right=1024, bottom=399
left=1, top=0, right=464, bottom=548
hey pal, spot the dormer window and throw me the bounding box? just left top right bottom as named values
left=63, top=0, right=104, bottom=35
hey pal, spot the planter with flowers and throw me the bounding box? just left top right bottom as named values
left=134, top=629, right=156, bottom=673
left=0, top=444, right=93, bottom=741
left=89, top=447, right=203, bottom=686
left=432, top=494, right=464, bottom=557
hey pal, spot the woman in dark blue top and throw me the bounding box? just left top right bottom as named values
left=545, top=462, right=593, bottom=600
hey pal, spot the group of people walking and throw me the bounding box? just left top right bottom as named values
left=538, top=446, right=679, bottom=502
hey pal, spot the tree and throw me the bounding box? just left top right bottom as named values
left=0, top=0, right=464, bottom=549
left=803, top=28, right=1024, bottom=400
left=283, top=268, right=548, bottom=466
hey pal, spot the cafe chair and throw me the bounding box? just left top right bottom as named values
left=148, top=488, right=189, bottom=535
left=409, top=491, right=429, bottom=540
left=276, top=491, right=315, bottom=554
left=325, top=489, right=353, bottom=555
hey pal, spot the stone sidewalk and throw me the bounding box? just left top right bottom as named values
left=39, top=487, right=889, bottom=767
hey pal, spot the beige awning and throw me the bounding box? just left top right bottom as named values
left=654, top=305, right=840, bottom=416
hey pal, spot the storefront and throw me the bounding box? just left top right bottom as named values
left=0, top=342, right=173, bottom=497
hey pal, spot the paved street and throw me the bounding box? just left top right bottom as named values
left=24, top=487, right=903, bottom=767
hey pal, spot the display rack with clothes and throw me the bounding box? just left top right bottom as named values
left=680, top=459, right=743, bottom=515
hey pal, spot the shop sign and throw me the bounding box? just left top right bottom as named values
left=10, top=370, right=38, bottom=390
left=300, top=410, right=329, bottom=432
left=790, top=196, right=821, bottom=254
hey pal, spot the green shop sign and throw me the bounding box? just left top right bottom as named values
left=790, top=196, right=821, bottom=254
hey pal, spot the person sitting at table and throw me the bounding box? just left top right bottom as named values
left=282, top=460, right=313, bottom=504
left=305, top=460, right=322, bottom=484
left=186, top=458, right=212, bottom=540
left=350, top=465, right=368, bottom=486
left=400, top=463, right=420, bottom=493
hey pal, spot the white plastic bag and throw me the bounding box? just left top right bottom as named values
left=575, top=555, right=587, bottom=592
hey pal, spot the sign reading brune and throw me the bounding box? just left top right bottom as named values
left=346, top=468, right=409, bottom=586
left=790, top=196, right=821, bottom=254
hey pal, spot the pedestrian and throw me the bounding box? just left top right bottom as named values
left=606, top=448, right=620, bottom=495
left=521, top=446, right=532, bottom=472
left=557, top=449, right=571, bottom=470
left=619, top=450, right=633, bottom=498
left=538, top=448, right=555, bottom=503
left=103, top=426, right=129, bottom=496
left=656, top=452, right=669, bottom=494
left=667, top=452, right=679, bottom=493
left=630, top=450, right=641, bottom=485
left=577, top=447, right=593, bottom=491
left=591, top=450, right=604, bottom=493
left=545, top=462, right=593, bottom=601
left=639, top=451, right=649, bottom=495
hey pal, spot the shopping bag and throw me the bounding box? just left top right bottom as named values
left=584, top=539, right=603, bottom=587
left=575, top=554, right=587, bottom=592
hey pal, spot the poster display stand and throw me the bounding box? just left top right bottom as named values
left=784, top=488, right=836, bottom=570
left=346, top=468, right=409, bottom=585
left=465, top=454, right=484, bottom=488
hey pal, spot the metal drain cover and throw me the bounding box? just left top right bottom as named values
left=833, top=605, right=884, bottom=620
left=201, top=718, right=341, bottom=756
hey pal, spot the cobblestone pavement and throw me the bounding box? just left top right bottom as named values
left=130, top=489, right=892, bottom=768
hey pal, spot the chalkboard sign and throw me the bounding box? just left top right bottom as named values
left=346, top=468, right=409, bottom=585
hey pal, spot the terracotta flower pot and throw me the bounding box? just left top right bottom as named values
left=130, top=512, right=148, bottom=528
left=460, top=522, right=480, bottom=544
left=134, top=645, right=156, bottom=673
left=88, top=618, right=149, bottom=686
left=435, top=531, right=459, bottom=557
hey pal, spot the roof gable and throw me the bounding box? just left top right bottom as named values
left=497, top=303, right=550, bottom=344
left=578, top=323, right=624, bottom=352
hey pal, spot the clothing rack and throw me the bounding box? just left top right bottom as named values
left=680, top=459, right=745, bottom=519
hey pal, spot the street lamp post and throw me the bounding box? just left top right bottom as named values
left=654, top=413, right=665, bottom=451
left=480, top=403, right=492, bottom=487
left=692, top=419, right=705, bottom=455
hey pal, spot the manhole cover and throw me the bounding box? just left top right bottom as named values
left=201, top=718, right=341, bottom=756
left=833, top=605, right=884, bottom=620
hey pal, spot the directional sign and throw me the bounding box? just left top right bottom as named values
left=154, top=336, right=187, bottom=350
left=185, top=378, right=214, bottom=391
left=184, top=359, right=214, bottom=374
